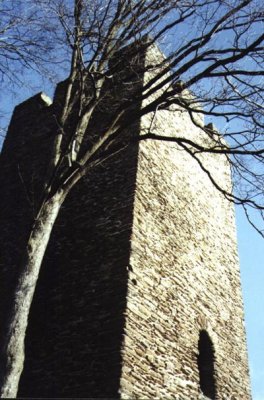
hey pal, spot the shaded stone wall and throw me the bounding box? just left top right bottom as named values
left=0, top=44, right=250, bottom=399
left=17, top=139, right=139, bottom=397
left=0, top=93, right=55, bottom=344
left=0, top=45, right=145, bottom=397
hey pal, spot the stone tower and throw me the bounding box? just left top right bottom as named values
left=0, top=44, right=251, bottom=399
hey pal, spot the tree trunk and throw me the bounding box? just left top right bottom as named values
left=0, top=191, right=65, bottom=398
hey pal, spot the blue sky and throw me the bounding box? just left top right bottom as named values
left=237, top=207, right=264, bottom=399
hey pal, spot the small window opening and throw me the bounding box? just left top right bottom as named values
left=197, top=330, right=217, bottom=399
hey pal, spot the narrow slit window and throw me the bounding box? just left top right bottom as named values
left=197, top=330, right=216, bottom=399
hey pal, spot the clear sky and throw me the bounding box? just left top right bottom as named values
left=236, top=207, right=264, bottom=400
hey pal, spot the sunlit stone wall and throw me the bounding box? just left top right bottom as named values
left=119, top=45, right=251, bottom=400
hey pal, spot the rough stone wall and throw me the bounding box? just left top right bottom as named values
left=117, top=48, right=250, bottom=398
left=0, top=46, right=146, bottom=398
left=17, top=138, right=139, bottom=397
left=119, top=111, right=251, bottom=399
left=0, top=44, right=251, bottom=399
left=0, top=93, right=55, bottom=341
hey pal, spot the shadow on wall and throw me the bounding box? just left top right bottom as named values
left=0, top=39, right=159, bottom=397
left=18, top=140, right=139, bottom=397
left=3, top=44, right=147, bottom=398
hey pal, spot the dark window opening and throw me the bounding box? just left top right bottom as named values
left=197, top=330, right=217, bottom=399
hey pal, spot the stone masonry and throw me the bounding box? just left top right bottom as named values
left=0, top=44, right=251, bottom=398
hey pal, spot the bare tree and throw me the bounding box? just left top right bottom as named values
left=0, top=0, right=66, bottom=143
left=0, top=0, right=263, bottom=397
left=0, top=0, right=59, bottom=85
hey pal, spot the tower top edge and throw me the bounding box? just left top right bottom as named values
left=14, top=92, right=53, bottom=114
